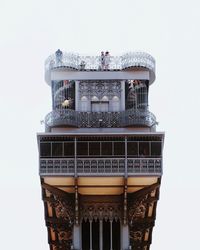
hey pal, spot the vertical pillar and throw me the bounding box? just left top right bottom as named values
left=110, top=220, right=113, bottom=250
left=99, top=219, right=103, bottom=250
left=121, top=80, right=125, bottom=111
left=90, top=220, right=93, bottom=250
left=75, top=80, right=79, bottom=111
left=75, top=138, right=77, bottom=177
left=121, top=224, right=130, bottom=250
left=75, top=181, right=79, bottom=225
left=123, top=179, right=127, bottom=225
left=73, top=225, right=81, bottom=250
left=74, top=138, right=79, bottom=225
left=124, top=137, right=128, bottom=226
left=125, top=137, right=128, bottom=178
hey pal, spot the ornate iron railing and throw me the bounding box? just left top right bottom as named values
left=45, top=109, right=156, bottom=130
left=45, top=52, right=155, bottom=73
left=40, top=158, right=162, bottom=176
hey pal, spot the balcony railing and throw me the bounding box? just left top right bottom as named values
left=45, top=109, right=156, bottom=130
left=40, top=158, right=162, bottom=176
left=45, top=52, right=155, bottom=73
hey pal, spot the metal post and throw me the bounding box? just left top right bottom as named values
left=75, top=180, right=79, bottom=225
left=74, top=138, right=79, bottom=225
left=125, top=137, right=127, bottom=178
left=75, top=138, right=77, bottom=177
left=100, top=219, right=103, bottom=250
left=110, top=220, right=113, bottom=250
left=123, top=179, right=127, bottom=225
left=90, top=220, right=93, bottom=250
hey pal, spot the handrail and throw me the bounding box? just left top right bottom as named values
left=40, top=157, right=162, bottom=176
left=44, top=108, right=157, bottom=130
left=45, top=51, right=155, bottom=73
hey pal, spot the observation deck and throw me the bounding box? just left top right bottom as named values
left=45, top=51, right=155, bottom=85
left=44, top=50, right=157, bottom=131
left=45, top=108, right=157, bottom=131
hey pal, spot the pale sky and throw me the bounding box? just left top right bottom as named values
left=0, top=0, right=200, bottom=249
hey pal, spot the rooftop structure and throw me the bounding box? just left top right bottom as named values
left=38, top=50, right=164, bottom=250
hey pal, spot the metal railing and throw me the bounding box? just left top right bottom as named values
left=40, top=157, right=162, bottom=176
left=45, top=52, right=155, bottom=73
left=45, top=109, right=156, bottom=130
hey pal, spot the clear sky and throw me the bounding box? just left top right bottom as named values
left=0, top=0, right=200, bottom=249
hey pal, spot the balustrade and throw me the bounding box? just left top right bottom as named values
left=45, top=52, right=155, bottom=73
left=45, top=109, right=156, bottom=130
left=40, top=157, right=162, bottom=176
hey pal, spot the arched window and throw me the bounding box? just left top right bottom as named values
left=111, top=96, right=120, bottom=111
left=81, top=96, right=89, bottom=111
left=91, top=96, right=109, bottom=112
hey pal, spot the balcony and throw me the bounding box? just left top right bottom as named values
left=45, top=52, right=155, bottom=72
left=40, top=157, right=162, bottom=176
left=45, top=109, right=157, bottom=130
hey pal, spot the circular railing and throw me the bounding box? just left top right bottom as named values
left=45, top=109, right=157, bottom=131
left=45, top=51, right=155, bottom=73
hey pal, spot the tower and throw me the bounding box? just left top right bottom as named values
left=38, top=50, right=164, bottom=250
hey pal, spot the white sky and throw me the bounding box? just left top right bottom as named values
left=0, top=0, right=200, bottom=249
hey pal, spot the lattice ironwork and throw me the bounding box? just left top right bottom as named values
left=79, top=195, right=123, bottom=222
left=79, top=81, right=122, bottom=100
left=127, top=183, right=160, bottom=249
left=42, top=183, right=75, bottom=250
left=45, top=109, right=156, bottom=130
left=45, top=51, right=155, bottom=73
left=40, top=158, right=162, bottom=176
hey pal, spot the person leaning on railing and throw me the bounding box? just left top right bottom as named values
left=104, top=51, right=110, bottom=69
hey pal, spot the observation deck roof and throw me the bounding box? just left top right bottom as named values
left=45, top=51, right=156, bottom=85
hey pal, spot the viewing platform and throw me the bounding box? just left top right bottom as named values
left=45, top=51, right=156, bottom=84
left=45, top=108, right=157, bottom=131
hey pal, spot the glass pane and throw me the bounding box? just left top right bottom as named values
left=100, top=102, right=109, bottom=112
left=101, top=142, right=112, bottom=155
left=89, top=142, right=100, bottom=155
left=139, top=142, right=149, bottom=157
left=127, top=142, right=138, bottom=156
left=151, top=142, right=161, bottom=156
left=64, top=142, right=74, bottom=156
left=114, top=142, right=125, bottom=156
left=77, top=142, right=88, bottom=156
left=92, top=103, right=101, bottom=112
left=52, top=143, right=63, bottom=157
left=40, top=143, right=51, bottom=157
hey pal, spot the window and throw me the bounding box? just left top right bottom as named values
left=114, top=142, right=125, bottom=156
left=151, top=142, right=161, bottom=156
left=40, top=143, right=51, bottom=157
left=77, top=142, right=88, bottom=156
left=101, top=142, right=113, bottom=156
left=89, top=142, right=100, bottom=155
left=64, top=142, right=74, bottom=156
left=52, top=143, right=63, bottom=157
left=91, top=101, right=109, bottom=112
left=127, top=142, right=138, bottom=156
left=139, top=142, right=149, bottom=156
